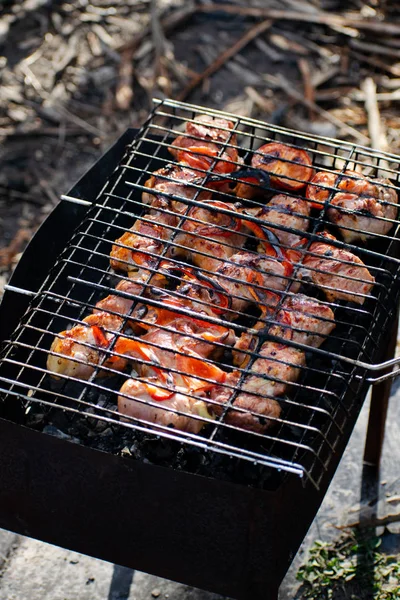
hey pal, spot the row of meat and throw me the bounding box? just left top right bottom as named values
left=46, top=115, right=395, bottom=435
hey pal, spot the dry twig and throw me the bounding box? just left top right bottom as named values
left=297, top=58, right=315, bottom=120
left=197, top=4, right=400, bottom=36
left=362, top=77, right=388, bottom=153
left=339, top=512, right=400, bottom=530
left=115, top=49, right=134, bottom=111
left=177, top=19, right=273, bottom=102
left=265, top=73, right=369, bottom=144
left=352, top=51, right=400, bottom=78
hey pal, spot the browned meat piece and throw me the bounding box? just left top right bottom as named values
left=269, top=294, right=336, bottom=347
left=186, top=115, right=236, bottom=143
left=142, top=164, right=212, bottom=214
left=251, top=194, right=311, bottom=247
left=306, top=170, right=366, bottom=209
left=110, top=214, right=176, bottom=273
left=171, top=201, right=245, bottom=271
left=169, top=115, right=240, bottom=175
left=117, top=303, right=234, bottom=434
left=47, top=312, right=125, bottom=380
left=182, top=250, right=295, bottom=318
left=208, top=370, right=282, bottom=432
left=95, top=276, right=146, bottom=319
left=236, top=142, right=314, bottom=199
left=119, top=377, right=212, bottom=433
left=210, top=344, right=305, bottom=433
left=302, top=232, right=375, bottom=304
left=217, top=250, right=300, bottom=312
left=327, top=183, right=398, bottom=243
left=233, top=294, right=335, bottom=368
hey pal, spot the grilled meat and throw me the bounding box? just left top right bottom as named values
left=182, top=250, right=295, bottom=317
left=47, top=115, right=385, bottom=438
left=236, top=142, right=313, bottom=198
left=110, top=213, right=176, bottom=274
left=306, top=170, right=366, bottom=209
left=228, top=293, right=335, bottom=429
left=302, top=232, right=375, bottom=304
left=115, top=311, right=235, bottom=376
left=306, top=171, right=398, bottom=240
left=169, top=115, right=240, bottom=175
left=142, top=164, right=212, bottom=214
left=269, top=294, right=336, bottom=347
left=171, top=201, right=245, bottom=271
left=47, top=312, right=125, bottom=379
left=95, top=276, right=147, bottom=321
left=117, top=300, right=233, bottom=433
left=233, top=294, right=335, bottom=368
left=250, top=194, right=310, bottom=247
left=327, top=182, right=398, bottom=242
left=118, top=377, right=213, bottom=433
left=210, top=344, right=306, bottom=433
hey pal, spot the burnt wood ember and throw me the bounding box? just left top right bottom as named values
left=0, top=99, right=400, bottom=600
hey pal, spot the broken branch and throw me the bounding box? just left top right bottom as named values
left=177, top=19, right=273, bottom=102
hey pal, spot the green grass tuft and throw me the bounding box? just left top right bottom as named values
left=296, top=529, right=400, bottom=600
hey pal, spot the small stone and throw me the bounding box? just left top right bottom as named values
left=151, top=590, right=161, bottom=598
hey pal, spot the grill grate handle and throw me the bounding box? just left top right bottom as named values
left=365, top=356, right=400, bottom=385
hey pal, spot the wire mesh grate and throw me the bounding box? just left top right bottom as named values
left=1, top=98, right=400, bottom=490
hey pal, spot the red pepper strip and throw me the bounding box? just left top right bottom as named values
left=142, top=382, right=175, bottom=402
left=242, top=220, right=276, bottom=257
left=177, top=146, right=217, bottom=171
left=178, top=151, right=213, bottom=171
left=177, top=355, right=227, bottom=391
left=177, top=148, right=237, bottom=174
left=187, top=317, right=229, bottom=338
left=247, top=271, right=280, bottom=317
left=131, top=252, right=150, bottom=266
left=91, top=325, right=110, bottom=348
left=114, top=337, right=168, bottom=382
left=181, top=146, right=218, bottom=157
left=261, top=227, right=294, bottom=278
left=310, top=200, right=324, bottom=211
left=286, top=237, right=307, bottom=263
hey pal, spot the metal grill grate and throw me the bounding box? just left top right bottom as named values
left=1, top=98, right=400, bottom=490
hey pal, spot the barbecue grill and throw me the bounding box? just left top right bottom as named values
left=1, top=99, right=399, bottom=600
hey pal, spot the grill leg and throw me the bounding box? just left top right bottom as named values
left=363, top=313, right=398, bottom=468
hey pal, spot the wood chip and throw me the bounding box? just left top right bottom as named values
left=297, top=57, right=315, bottom=119
left=115, top=49, right=134, bottom=111
left=245, top=86, right=275, bottom=113
left=269, top=33, right=309, bottom=55
left=362, top=77, right=388, bottom=162
left=351, top=38, right=400, bottom=60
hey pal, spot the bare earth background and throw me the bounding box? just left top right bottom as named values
left=1, top=1, right=400, bottom=598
